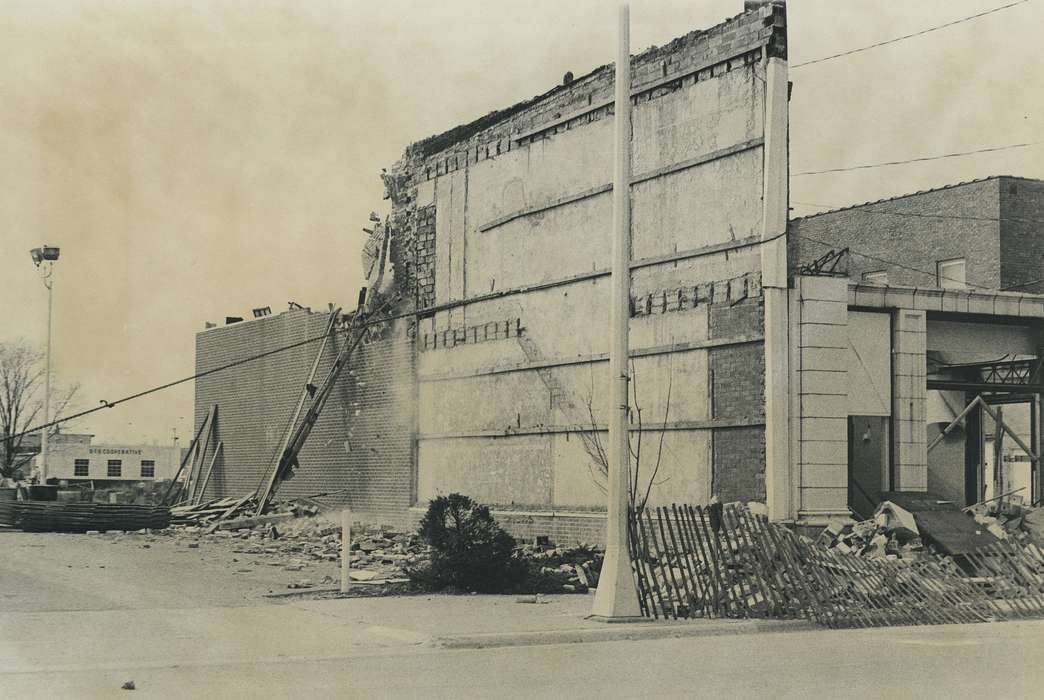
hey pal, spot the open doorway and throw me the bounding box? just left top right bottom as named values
left=848, top=416, right=889, bottom=520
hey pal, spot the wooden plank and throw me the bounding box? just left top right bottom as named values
left=194, top=442, right=223, bottom=506
left=162, top=408, right=212, bottom=504
left=185, top=407, right=217, bottom=504
left=254, top=308, right=341, bottom=515
left=204, top=493, right=255, bottom=535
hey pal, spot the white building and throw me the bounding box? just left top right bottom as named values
left=39, top=442, right=184, bottom=483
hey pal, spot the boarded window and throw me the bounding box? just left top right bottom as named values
left=937, top=258, right=966, bottom=289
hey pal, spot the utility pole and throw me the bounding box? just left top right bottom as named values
left=30, top=245, right=60, bottom=484
left=591, top=3, right=641, bottom=620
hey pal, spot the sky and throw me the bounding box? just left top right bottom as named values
left=2, top=0, right=1043, bottom=445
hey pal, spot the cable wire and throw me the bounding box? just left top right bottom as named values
left=792, top=141, right=1042, bottom=177
left=791, top=0, right=1033, bottom=69
left=795, top=232, right=995, bottom=291
left=11, top=303, right=417, bottom=442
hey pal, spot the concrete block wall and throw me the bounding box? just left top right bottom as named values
left=792, top=276, right=849, bottom=519
left=194, top=310, right=416, bottom=523
left=893, top=309, right=928, bottom=491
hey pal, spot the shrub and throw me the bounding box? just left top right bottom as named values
left=410, top=493, right=527, bottom=593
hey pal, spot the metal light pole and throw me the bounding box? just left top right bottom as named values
left=30, top=245, right=60, bottom=484
left=591, top=4, right=641, bottom=620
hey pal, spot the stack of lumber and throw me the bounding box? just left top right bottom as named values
left=10, top=502, right=170, bottom=532
left=169, top=494, right=319, bottom=529
left=170, top=495, right=258, bottom=527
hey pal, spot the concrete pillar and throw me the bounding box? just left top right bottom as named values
left=793, top=276, right=850, bottom=522
left=892, top=309, right=928, bottom=491
left=761, top=55, right=791, bottom=521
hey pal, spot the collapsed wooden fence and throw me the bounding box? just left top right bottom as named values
left=627, top=503, right=1044, bottom=628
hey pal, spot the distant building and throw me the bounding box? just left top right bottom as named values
left=789, top=176, right=1044, bottom=293
left=36, top=441, right=184, bottom=484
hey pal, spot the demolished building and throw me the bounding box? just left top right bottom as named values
left=192, top=2, right=1042, bottom=542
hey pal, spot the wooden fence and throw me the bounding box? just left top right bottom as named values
left=627, top=503, right=1044, bottom=628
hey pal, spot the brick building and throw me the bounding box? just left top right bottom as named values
left=790, top=176, right=1044, bottom=293
left=193, top=2, right=1044, bottom=539
left=194, top=2, right=790, bottom=541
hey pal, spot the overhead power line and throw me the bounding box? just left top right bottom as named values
left=795, top=232, right=993, bottom=290
left=792, top=141, right=1043, bottom=177
left=791, top=0, right=1033, bottom=69
left=11, top=303, right=415, bottom=442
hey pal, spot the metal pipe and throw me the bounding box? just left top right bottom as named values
left=41, top=277, right=53, bottom=483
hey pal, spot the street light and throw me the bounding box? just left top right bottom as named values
left=30, top=245, right=60, bottom=484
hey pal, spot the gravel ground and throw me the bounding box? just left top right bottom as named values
left=0, top=523, right=345, bottom=612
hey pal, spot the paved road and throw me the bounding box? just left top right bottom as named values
left=3, top=618, right=1043, bottom=699
left=3, top=529, right=1043, bottom=699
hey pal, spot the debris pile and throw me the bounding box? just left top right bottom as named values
left=823, top=496, right=1044, bottom=562
left=629, top=501, right=1044, bottom=628
left=166, top=499, right=603, bottom=594
left=169, top=496, right=319, bottom=529
left=517, top=543, right=603, bottom=593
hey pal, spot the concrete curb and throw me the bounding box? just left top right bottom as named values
left=433, top=618, right=815, bottom=650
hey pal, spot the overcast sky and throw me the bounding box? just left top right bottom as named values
left=2, top=0, right=1042, bottom=445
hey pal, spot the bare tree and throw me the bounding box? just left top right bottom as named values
left=0, top=340, right=79, bottom=479
left=576, top=359, right=673, bottom=512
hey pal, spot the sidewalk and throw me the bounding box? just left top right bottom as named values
left=0, top=593, right=811, bottom=676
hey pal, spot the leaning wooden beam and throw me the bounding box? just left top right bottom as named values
left=163, top=406, right=213, bottom=504
left=186, top=406, right=218, bottom=504
left=928, top=395, right=984, bottom=453
left=193, top=442, right=223, bottom=506
left=979, top=399, right=1039, bottom=461
left=253, top=307, right=341, bottom=516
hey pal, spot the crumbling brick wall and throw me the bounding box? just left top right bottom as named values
left=194, top=309, right=416, bottom=523
left=385, top=2, right=786, bottom=311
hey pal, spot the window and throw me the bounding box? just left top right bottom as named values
left=140, top=460, right=155, bottom=478
left=937, top=258, right=967, bottom=289
left=107, top=459, right=122, bottom=478
left=74, top=459, right=89, bottom=477
left=862, top=270, right=888, bottom=285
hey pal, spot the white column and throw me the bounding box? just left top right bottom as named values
left=591, top=3, right=641, bottom=620
left=761, top=55, right=791, bottom=521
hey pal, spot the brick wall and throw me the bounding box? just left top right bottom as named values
left=708, top=299, right=766, bottom=502
left=713, top=427, right=766, bottom=502
left=414, top=204, right=436, bottom=308
left=789, top=178, right=1002, bottom=288
left=193, top=309, right=416, bottom=522
left=1000, top=177, right=1044, bottom=293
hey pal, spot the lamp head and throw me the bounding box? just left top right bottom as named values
left=30, top=246, right=59, bottom=267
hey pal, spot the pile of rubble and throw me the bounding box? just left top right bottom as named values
left=823, top=495, right=1044, bottom=563
left=166, top=499, right=603, bottom=594
left=969, top=499, right=1044, bottom=546
left=517, top=543, right=603, bottom=593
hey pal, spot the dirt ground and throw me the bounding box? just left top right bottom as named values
left=0, top=525, right=344, bottom=612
